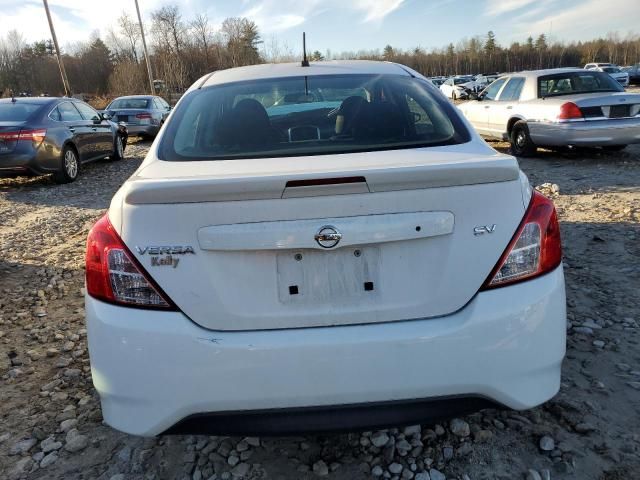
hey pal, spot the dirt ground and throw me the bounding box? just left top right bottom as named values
left=0, top=136, right=639, bottom=480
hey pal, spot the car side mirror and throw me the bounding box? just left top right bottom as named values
left=101, top=112, right=112, bottom=121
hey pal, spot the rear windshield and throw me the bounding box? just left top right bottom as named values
left=538, top=72, right=623, bottom=98
left=0, top=103, right=43, bottom=121
left=159, top=74, right=469, bottom=161
left=108, top=98, right=150, bottom=109
left=602, top=67, right=620, bottom=73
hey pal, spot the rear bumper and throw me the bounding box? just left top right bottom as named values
left=86, top=266, right=566, bottom=437
left=121, top=124, right=159, bottom=137
left=529, top=118, right=640, bottom=146
left=0, top=151, right=52, bottom=176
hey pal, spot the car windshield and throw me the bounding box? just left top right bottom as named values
left=453, top=78, right=468, bottom=85
left=538, top=71, right=623, bottom=98
left=602, top=67, right=620, bottom=73
left=159, top=74, right=469, bottom=161
left=0, top=102, right=43, bottom=121
left=108, top=98, right=150, bottom=109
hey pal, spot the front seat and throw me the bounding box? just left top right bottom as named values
left=350, top=102, right=405, bottom=141
left=215, top=99, right=276, bottom=148
left=335, top=96, right=368, bottom=135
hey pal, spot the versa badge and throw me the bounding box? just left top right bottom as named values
left=136, top=245, right=195, bottom=269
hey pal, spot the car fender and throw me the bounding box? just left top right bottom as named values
left=506, top=115, right=527, bottom=137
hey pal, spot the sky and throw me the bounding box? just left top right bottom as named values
left=0, top=0, right=638, bottom=55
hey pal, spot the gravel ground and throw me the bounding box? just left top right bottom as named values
left=0, top=138, right=639, bottom=480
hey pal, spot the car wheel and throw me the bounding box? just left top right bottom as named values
left=53, top=146, right=79, bottom=184
left=602, top=145, right=627, bottom=152
left=510, top=121, right=537, bottom=157
left=112, top=134, right=125, bottom=161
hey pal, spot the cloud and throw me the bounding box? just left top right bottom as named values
left=511, top=0, right=640, bottom=42
left=0, top=0, right=138, bottom=45
left=240, top=0, right=405, bottom=32
left=353, top=0, right=406, bottom=22
left=240, top=4, right=307, bottom=32
left=484, top=0, right=538, bottom=16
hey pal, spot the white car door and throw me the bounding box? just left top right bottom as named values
left=476, top=78, right=508, bottom=138
left=487, top=77, right=526, bottom=137
left=440, top=79, right=453, bottom=98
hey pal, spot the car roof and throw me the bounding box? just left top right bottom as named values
left=200, top=60, right=410, bottom=88
left=0, top=97, right=61, bottom=104
left=111, top=95, right=155, bottom=100
left=500, top=68, right=599, bottom=78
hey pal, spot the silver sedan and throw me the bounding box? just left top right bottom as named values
left=458, top=68, right=640, bottom=156
left=102, top=95, right=171, bottom=139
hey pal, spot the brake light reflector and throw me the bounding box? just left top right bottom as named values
left=557, top=102, right=583, bottom=121
left=482, top=191, right=562, bottom=289
left=85, top=214, right=176, bottom=309
left=135, top=113, right=152, bottom=119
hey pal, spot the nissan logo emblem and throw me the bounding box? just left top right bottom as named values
left=314, top=225, right=342, bottom=248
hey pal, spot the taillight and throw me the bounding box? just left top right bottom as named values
left=0, top=131, right=20, bottom=141
left=135, top=113, right=152, bottom=119
left=557, top=102, right=583, bottom=121
left=85, top=214, right=176, bottom=309
left=481, top=191, right=562, bottom=289
left=0, top=129, right=46, bottom=146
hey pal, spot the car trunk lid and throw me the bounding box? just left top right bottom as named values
left=106, top=108, right=152, bottom=125
left=115, top=147, right=527, bottom=331
left=562, top=92, right=640, bottom=119
left=0, top=122, right=26, bottom=154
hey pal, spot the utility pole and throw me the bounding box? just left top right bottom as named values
left=43, top=0, right=71, bottom=96
left=135, top=0, right=155, bottom=95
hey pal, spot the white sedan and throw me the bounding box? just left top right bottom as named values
left=439, top=76, right=472, bottom=99
left=458, top=68, right=640, bottom=156
left=85, top=60, right=566, bottom=436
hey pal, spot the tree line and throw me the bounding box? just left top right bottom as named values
left=0, top=4, right=638, bottom=99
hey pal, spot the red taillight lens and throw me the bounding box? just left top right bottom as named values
left=557, top=102, right=583, bottom=120
left=482, top=191, right=562, bottom=289
left=85, top=214, right=176, bottom=309
left=0, top=131, right=20, bottom=141
left=135, top=113, right=152, bottom=119
left=0, top=129, right=46, bottom=146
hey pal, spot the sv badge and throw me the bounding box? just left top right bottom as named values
left=474, top=224, right=497, bottom=236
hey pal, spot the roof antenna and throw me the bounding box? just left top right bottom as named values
left=301, top=32, right=310, bottom=67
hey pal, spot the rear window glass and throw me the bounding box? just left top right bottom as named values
left=159, top=74, right=470, bottom=161
left=538, top=72, right=623, bottom=97
left=0, top=103, right=42, bottom=121
left=108, top=98, right=150, bottom=109
left=601, top=67, right=620, bottom=73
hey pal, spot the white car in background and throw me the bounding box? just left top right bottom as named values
left=439, top=76, right=472, bottom=99
left=458, top=68, right=640, bottom=156
left=585, top=64, right=630, bottom=87
left=85, top=60, right=566, bottom=436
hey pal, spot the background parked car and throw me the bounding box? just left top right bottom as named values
left=0, top=97, right=127, bottom=183
left=102, top=95, right=171, bottom=139
left=621, top=64, right=640, bottom=85
left=440, top=76, right=472, bottom=99
left=474, top=73, right=501, bottom=87
left=585, top=65, right=629, bottom=87
left=458, top=68, right=639, bottom=156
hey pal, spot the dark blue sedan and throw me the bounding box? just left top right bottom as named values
left=0, top=97, right=128, bottom=183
